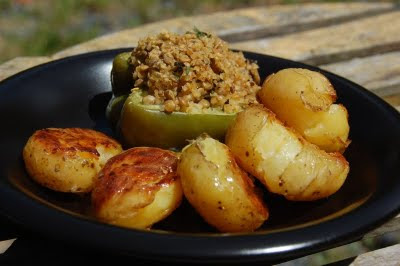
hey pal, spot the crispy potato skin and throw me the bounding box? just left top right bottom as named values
left=92, top=147, right=182, bottom=229
left=23, top=128, right=122, bottom=193
left=178, top=135, right=268, bottom=232
left=258, top=68, right=350, bottom=153
left=225, top=106, right=349, bottom=201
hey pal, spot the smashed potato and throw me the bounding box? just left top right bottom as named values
left=23, top=128, right=122, bottom=193
left=225, top=106, right=349, bottom=201
left=258, top=68, right=350, bottom=153
left=178, top=135, right=268, bottom=232
left=92, top=147, right=182, bottom=229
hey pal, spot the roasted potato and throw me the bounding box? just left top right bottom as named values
left=258, top=68, right=350, bottom=153
left=92, top=147, right=182, bottom=229
left=178, top=135, right=268, bottom=232
left=23, top=128, right=122, bottom=193
left=225, top=106, right=349, bottom=201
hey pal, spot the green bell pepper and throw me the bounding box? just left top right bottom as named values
left=106, top=94, right=129, bottom=128
left=111, top=52, right=133, bottom=96
left=119, top=90, right=237, bottom=149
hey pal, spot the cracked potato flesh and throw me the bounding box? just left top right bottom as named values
left=178, top=135, right=268, bottom=232
left=258, top=68, right=350, bottom=153
left=225, top=106, right=349, bottom=201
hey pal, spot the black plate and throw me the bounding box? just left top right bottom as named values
left=0, top=49, right=400, bottom=263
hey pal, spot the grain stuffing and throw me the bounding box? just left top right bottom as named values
left=129, top=29, right=261, bottom=113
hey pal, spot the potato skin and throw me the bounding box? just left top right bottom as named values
left=178, top=135, right=268, bottom=232
left=92, top=147, right=182, bottom=229
left=23, top=128, right=122, bottom=193
left=258, top=68, right=350, bottom=153
left=225, top=106, right=349, bottom=201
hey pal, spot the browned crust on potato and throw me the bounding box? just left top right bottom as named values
left=92, top=147, right=178, bottom=211
left=31, top=128, right=121, bottom=158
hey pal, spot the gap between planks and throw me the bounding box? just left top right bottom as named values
left=231, top=11, right=400, bottom=65
left=221, top=4, right=396, bottom=42
left=320, top=51, right=400, bottom=101
left=51, top=2, right=396, bottom=59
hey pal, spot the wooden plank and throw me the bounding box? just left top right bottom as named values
left=0, top=239, right=15, bottom=254
left=383, top=94, right=400, bottom=109
left=320, top=52, right=400, bottom=109
left=217, top=3, right=395, bottom=42
left=350, top=244, right=400, bottom=266
left=279, top=228, right=400, bottom=265
left=52, top=3, right=395, bottom=59
left=231, top=11, right=400, bottom=65
left=320, top=52, right=400, bottom=96
left=277, top=241, right=365, bottom=265
left=366, top=215, right=400, bottom=238
left=0, top=57, right=50, bottom=82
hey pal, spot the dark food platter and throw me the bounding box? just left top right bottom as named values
left=0, top=48, right=399, bottom=263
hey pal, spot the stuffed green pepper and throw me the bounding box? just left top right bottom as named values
left=108, top=30, right=262, bottom=149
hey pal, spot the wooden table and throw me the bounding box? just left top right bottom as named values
left=1, top=2, right=399, bottom=265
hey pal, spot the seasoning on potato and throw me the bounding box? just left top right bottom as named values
left=178, top=134, right=268, bottom=232
left=226, top=106, right=349, bottom=201
left=23, top=128, right=122, bottom=193
left=258, top=68, right=350, bottom=153
left=91, top=147, right=182, bottom=229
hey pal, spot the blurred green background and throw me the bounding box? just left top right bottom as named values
left=0, top=0, right=275, bottom=63
left=2, top=0, right=391, bottom=64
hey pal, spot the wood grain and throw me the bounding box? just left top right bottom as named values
left=0, top=57, right=50, bottom=82
left=320, top=51, right=400, bottom=106
left=231, top=11, right=400, bottom=65
left=366, top=215, right=400, bottom=238
left=383, top=94, right=400, bottom=108
left=350, top=244, right=400, bottom=266
left=52, top=3, right=396, bottom=59
left=0, top=239, right=15, bottom=254
left=321, top=51, right=400, bottom=96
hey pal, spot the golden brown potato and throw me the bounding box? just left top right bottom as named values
left=225, top=106, right=349, bottom=201
left=178, top=135, right=268, bottom=232
left=258, top=68, right=350, bottom=153
left=23, top=128, right=122, bottom=193
left=92, top=147, right=182, bottom=229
